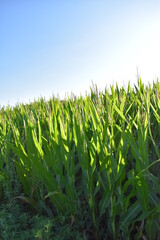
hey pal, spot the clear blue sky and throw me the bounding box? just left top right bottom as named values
left=1, top=1, right=160, bottom=107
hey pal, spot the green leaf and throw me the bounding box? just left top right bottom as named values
left=120, top=201, right=141, bottom=230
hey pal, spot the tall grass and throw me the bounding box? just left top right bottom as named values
left=0, top=79, right=160, bottom=239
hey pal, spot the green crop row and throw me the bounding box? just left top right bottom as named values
left=0, top=79, right=160, bottom=239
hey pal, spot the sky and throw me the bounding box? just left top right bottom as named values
left=1, top=0, right=160, bottom=107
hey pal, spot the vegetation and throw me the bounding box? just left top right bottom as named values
left=0, top=79, right=160, bottom=239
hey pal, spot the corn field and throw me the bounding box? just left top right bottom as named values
left=0, top=79, right=160, bottom=239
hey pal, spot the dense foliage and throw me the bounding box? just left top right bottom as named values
left=0, top=80, right=160, bottom=239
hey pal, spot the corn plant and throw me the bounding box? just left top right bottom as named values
left=0, top=80, right=160, bottom=239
